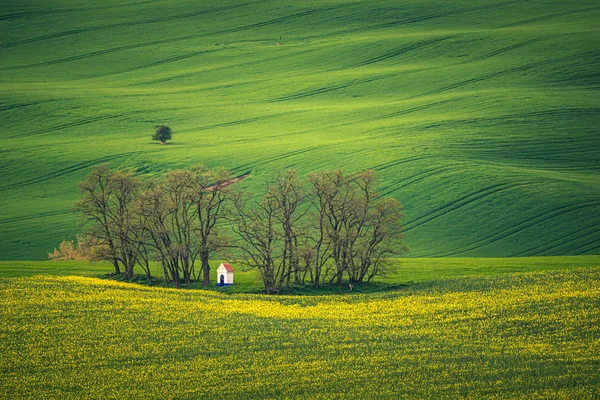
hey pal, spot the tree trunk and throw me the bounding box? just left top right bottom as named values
left=112, top=258, right=121, bottom=275
left=172, top=271, right=181, bottom=289
left=201, top=255, right=211, bottom=286
left=313, top=267, right=320, bottom=289
left=336, top=270, right=343, bottom=285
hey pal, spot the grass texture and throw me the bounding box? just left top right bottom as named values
left=1, top=255, right=600, bottom=293
left=1, top=0, right=599, bottom=259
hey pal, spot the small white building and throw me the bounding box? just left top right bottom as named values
left=217, top=263, right=234, bottom=286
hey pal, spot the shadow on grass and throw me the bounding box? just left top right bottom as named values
left=98, top=273, right=411, bottom=296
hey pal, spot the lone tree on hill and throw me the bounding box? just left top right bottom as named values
left=152, top=124, right=173, bottom=144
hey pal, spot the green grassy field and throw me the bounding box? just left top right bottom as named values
left=1, top=267, right=599, bottom=398
left=1, top=0, right=599, bottom=260
left=2, top=255, right=599, bottom=293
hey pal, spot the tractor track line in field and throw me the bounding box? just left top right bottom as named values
left=179, top=112, right=289, bottom=133
left=372, top=155, right=431, bottom=171
left=514, top=225, right=600, bottom=257
left=498, top=6, right=600, bottom=28
left=379, top=0, right=526, bottom=29
left=114, top=50, right=219, bottom=75
left=212, top=8, right=327, bottom=36
left=0, top=9, right=78, bottom=21
left=0, top=8, right=328, bottom=71
left=0, top=100, right=55, bottom=112
left=0, top=151, right=157, bottom=192
left=232, top=148, right=319, bottom=172
left=348, top=36, right=453, bottom=68
left=559, top=236, right=600, bottom=256
left=425, top=200, right=600, bottom=257
left=9, top=114, right=123, bottom=139
left=412, top=50, right=600, bottom=99
left=465, top=38, right=543, bottom=64
left=0, top=210, right=68, bottom=226
left=422, top=107, right=600, bottom=129
left=363, top=99, right=459, bottom=124
left=136, top=45, right=330, bottom=86
left=0, top=1, right=165, bottom=21
left=379, top=166, right=463, bottom=198
left=404, top=181, right=537, bottom=232
left=269, top=74, right=392, bottom=102
left=297, top=0, right=522, bottom=43
left=2, top=2, right=261, bottom=47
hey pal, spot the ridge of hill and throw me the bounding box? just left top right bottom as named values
left=1, top=0, right=599, bottom=259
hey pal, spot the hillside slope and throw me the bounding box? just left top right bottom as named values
left=1, top=0, right=599, bottom=259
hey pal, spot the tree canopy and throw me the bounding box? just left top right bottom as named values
left=152, top=124, right=173, bottom=144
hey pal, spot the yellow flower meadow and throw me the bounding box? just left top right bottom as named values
left=1, top=268, right=599, bottom=399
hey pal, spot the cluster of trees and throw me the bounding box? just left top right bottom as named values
left=75, top=165, right=231, bottom=288
left=74, top=165, right=407, bottom=293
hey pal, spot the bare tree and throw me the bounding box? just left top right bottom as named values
left=307, top=170, right=406, bottom=285
left=137, top=171, right=198, bottom=289
left=75, top=165, right=141, bottom=278
left=230, top=188, right=283, bottom=294
left=137, top=179, right=174, bottom=286
left=348, top=197, right=407, bottom=283
left=268, top=169, right=307, bottom=287
left=230, top=170, right=309, bottom=293
left=190, top=165, right=232, bottom=286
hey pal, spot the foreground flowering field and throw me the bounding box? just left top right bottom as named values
left=1, top=268, right=599, bottom=399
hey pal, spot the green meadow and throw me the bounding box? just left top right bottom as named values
left=1, top=0, right=598, bottom=260
left=1, top=255, right=599, bottom=293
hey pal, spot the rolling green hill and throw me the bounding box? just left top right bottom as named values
left=1, top=0, right=599, bottom=259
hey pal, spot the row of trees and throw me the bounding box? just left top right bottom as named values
left=74, top=165, right=407, bottom=292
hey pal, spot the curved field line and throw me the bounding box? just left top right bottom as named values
left=558, top=236, right=600, bottom=255
left=361, top=99, right=459, bottom=124
left=0, top=151, right=158, bottom=192
left=513, top=225, right=600, bottom=257
left=9, top=114, right=123, bottom=139
left=411, top=50, right=600, bottom=99
left=379, top=166, right=462, bottom=198
left=380, top=0, right=526, bottom=28
left=0, top=210, right=68, bottom=225
left=0, top=8, right=328, bottom=71
left=424, top=201, right=600, bottom=257
left=180, top=113, right=287, bottom=133
left=0, top=100, right=54, bottom=112
left=404, top=181, right=537, bottom=232
left=372, top=155, right=431, bottom=171
left=465, top=38, right=543, bottom=64
left=211, top=8, right=327, bottom=36
left=232, top=147, right=320, bottom=172
left=0, top=39, right=199, bottom=71
left=2, top=2, right=259, bottom=48
left=499, top=6, right=599, bottom=28
left=136, top=46, right=328, bottom=86
left=423, top=108, right=600, bottom=129
left=0, top=10, right=76, bottom=21
left=0, top=1, right=164, bottom=21
left=348, top=36, right=453, bottom=68
left=269, top=74, right=393, bottom=102
left=114, top=50, right=218, bottom=75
